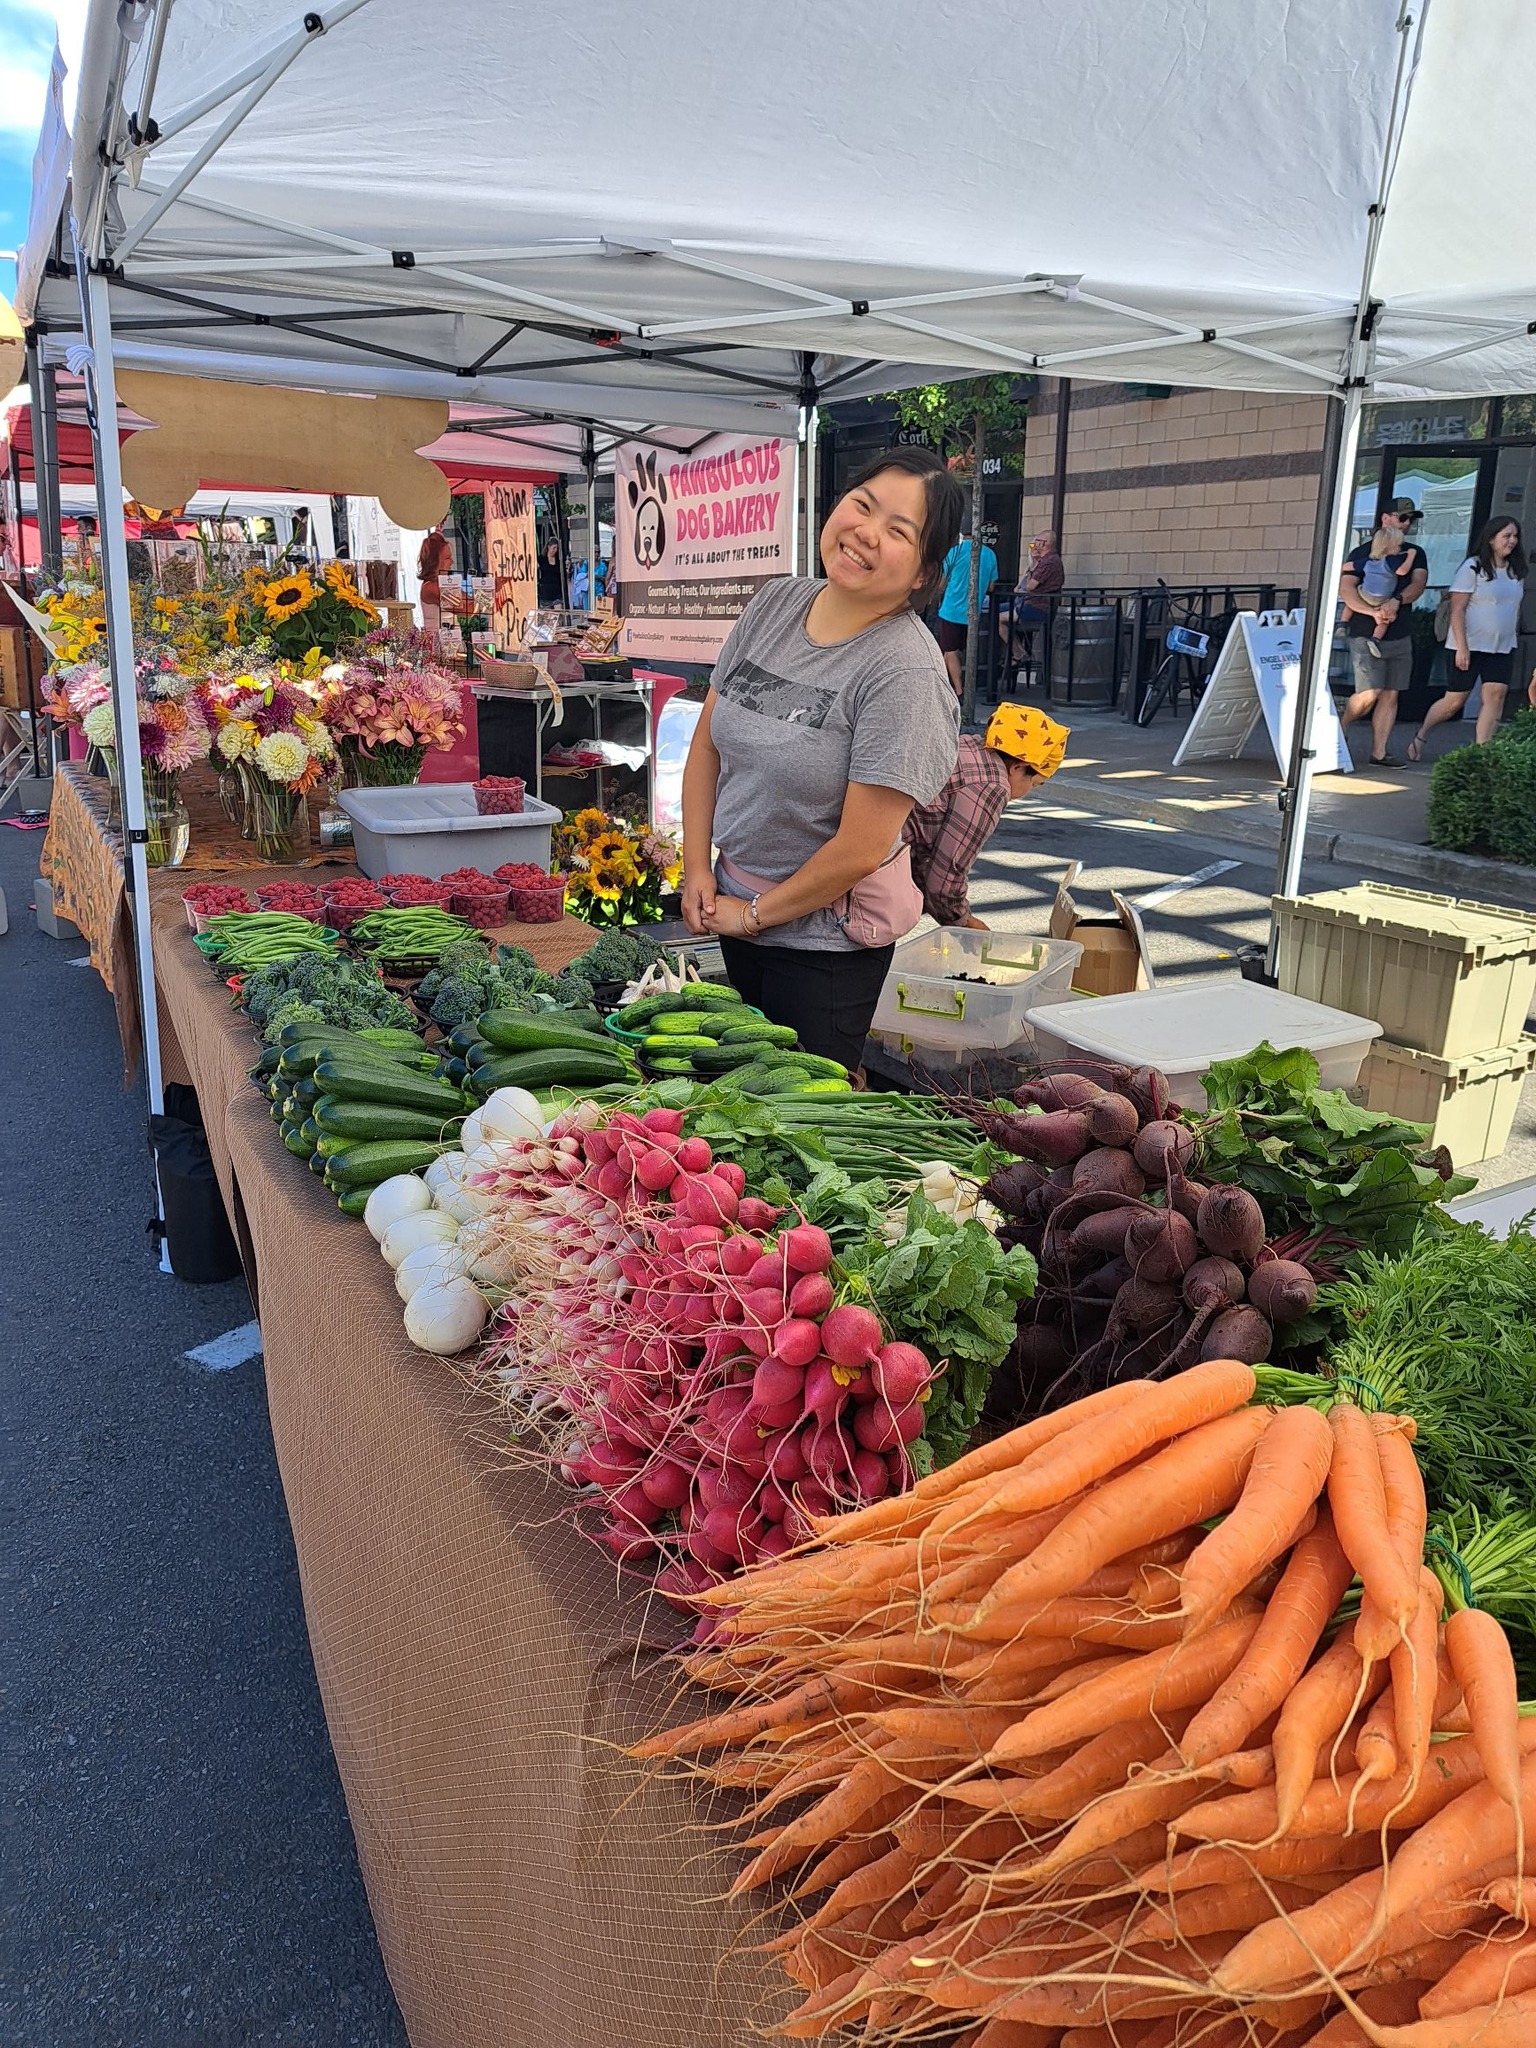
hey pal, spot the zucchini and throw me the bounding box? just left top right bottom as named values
left=614, top=986, right=743, bottom=1032
left=287, top=1076, right=323, bottom=1110
left=477, top=1010, right=619, bottom=1055
left=314, top=1096, right=466, bottom=1143
left=336, top=1186, right=373, bottom=1217
left=469, top=1047, right=633, bottom=1095
left=324, top=1138, right=456, bottom=1188
left=307, top=1150, right=329, bottom=1175
left=446, top=1024, right=487, bottom=1057
left=252, top=1046, right=284, bottom=1078
left=353, top=1027, right=425, bottom=1050
left=313, top=1052, right=472, bottom=1117
left=719, top=1019, right=799, bottom=1047
left=443, top=1057, right=471, bottom=1086
left=300, top=1115, right=324, bottom=1149
left=279, top=1039, right=432, bottom=1081
left=283, top=1126, right=313, bottom=1157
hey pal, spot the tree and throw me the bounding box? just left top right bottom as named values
left=892, top=377, right=1033, bottom=723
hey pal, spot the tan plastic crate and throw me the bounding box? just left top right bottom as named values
left=1273, top=881, right=1536, bottom=1058
left=1358, top=1033, right=1536, bottom=1168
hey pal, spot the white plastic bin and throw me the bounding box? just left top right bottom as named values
left=1024, top=979, right=1382, bottom=1112
left=337, top=784, right=562, bottom=881
left=870, top=929, right=1082, bottom=1052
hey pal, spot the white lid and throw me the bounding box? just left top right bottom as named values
left=336, top=784, right=562, bottom=834
left=1023, top=978, right=1382, bottom=1066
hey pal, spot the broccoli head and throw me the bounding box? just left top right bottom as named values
left=262, top=998, right=326, bottom=1045
left=430, top=975, right=497, bottom=1028
left=550, top=968, right=596, bottom=1011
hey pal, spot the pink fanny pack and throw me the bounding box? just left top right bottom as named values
left=718, top=846, right=923, bottom=950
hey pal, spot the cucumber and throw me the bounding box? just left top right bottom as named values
left=313, top=1052, right=473, bottom=1117
left=649, top=1010, right=718, bottom=1034
left=786, top=1053, right=849, bottom=1079
left=784, top=1077, right=855, bottom=1095
left=719, top=1020, right=799, bottom=1047
left=688, top=1041, right=768, bottom=1073
left=759, top=1065, right=818, bottom=1094
left=642, top=1033, right=716, bottom=1052
left=728, top=1064, right=782, bottom=1095
left=314, top=1096, right=466, bottom=1143
left=336, top=1186, right=373, bottom=1217
left=647, top=1057, right=698, bottom=1076
left=468, top=1047, right=633, bottom=1095
left=324, top=1138, right=457, bottom=1188
left=614, top=986, right=743, bottom=1032
left=283, top=1126, right=313, bottom=1157
left=477, top=1010, right=619, bottom=1054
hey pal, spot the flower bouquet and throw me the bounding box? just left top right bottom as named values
left=240, top=559, right=377, bottom=661
left=207, top=674, right=336, bottom=863
left=316, top=660, right=465, bottom=786
left=50, top=653, right=211, bottom=866
left=556, top=806, right=682, bottom=928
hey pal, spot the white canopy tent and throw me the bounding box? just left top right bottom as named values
left=15, top=0, right=1536, bottom=1126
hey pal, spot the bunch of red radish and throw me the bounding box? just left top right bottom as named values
left=477, top=1104, right=934, bottom=1605
left=983, top=1066, right=1330, bottom=1416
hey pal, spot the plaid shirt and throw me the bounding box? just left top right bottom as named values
left=902, top=734, right=1011, bottom=926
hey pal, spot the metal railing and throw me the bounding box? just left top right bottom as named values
left=979, top=582, right=1305, bottom=715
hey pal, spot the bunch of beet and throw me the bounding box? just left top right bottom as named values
left=537, top=1109, right=934, bottom=1605
left=975, top=1066, right=1324, bottom=1415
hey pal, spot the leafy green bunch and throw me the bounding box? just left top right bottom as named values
left=1199, top=1042, right=1472, bottom=1258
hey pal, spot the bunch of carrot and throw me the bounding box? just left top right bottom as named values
left=634, top=1357, right=1534, bottom=2045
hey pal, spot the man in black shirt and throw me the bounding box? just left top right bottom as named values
left=1337, top=498, right=1428, bottom=767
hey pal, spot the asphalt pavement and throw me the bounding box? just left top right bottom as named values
left=0, top=821, right=407, bottom=2046
left=3, top=783, right=1532, bottom=2045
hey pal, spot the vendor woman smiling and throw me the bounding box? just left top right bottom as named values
left=681, top=447, right=964, bottom=1068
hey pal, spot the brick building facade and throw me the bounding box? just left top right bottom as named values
left=1018, top=380, right=1327, bottom=588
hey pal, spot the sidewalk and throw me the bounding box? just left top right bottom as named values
left=1040, top=700, right=1536, bottom=908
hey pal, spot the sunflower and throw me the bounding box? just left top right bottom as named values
left=259, top=572, right=318, bottom=621
left=571, top=806, right=610, bottom=840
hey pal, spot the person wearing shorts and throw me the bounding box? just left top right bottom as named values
left=1338, top=498, right=1427, bottom=766
left=932, top=525, right=999, bottom=694
left=1409, top=517, right=1528, bottom=757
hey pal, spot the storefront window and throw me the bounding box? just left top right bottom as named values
left=1362, top=399, right=1490, bottom=447
left=1396, top=454, right=1481, bottom=595
left=1497, top=395, right=1536, bottom=439
left=1349, top=456, right=1382, bottom=548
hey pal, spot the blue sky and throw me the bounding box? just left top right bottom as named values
left=1, top=2, right=85, bottom=303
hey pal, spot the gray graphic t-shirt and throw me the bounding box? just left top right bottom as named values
left=709, top=578, right=959, bottom=951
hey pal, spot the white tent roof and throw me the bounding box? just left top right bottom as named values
left=18, top=0, right=1536, bottom=411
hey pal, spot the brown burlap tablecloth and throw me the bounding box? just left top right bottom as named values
left=150, top=903, right=787, bottom=2047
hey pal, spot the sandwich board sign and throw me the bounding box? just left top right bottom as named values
left=1173, top=610, right=1351, bottom=776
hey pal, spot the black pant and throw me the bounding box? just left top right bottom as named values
left=718, top=938, right=894, bottom=1070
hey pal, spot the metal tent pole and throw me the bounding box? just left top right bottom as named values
left=1271, top=388, right=1363, bottom=926
left=582, top=426, right=597, bottom=608
left=81, top=263, right=168, bottom=1121
left=803, top=403, right=820, bottom=578
left=31, top=341, right=66, bottom=583
left=790, top=410, right=803, bottom=576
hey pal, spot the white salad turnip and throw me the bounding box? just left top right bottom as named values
left=403, top=1275, right=489, bottom=1354
left=380, top=1208, right=460, bottom=1268
left=365, top=1173, right=433, bottom=1241
left=395, top=1238, right=471, bottom=1303
left=474, top=1087, right=545, bottom=1145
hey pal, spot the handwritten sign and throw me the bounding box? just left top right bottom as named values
left=485, top=481, right=539, bottom=651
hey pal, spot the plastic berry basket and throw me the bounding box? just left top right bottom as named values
left=508, top=878, right=568, bottom=925
left=450, top=886, right=511, bottom=929
left=474, top=776, right=526, bottom=815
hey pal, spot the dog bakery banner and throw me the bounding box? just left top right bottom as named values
left=485, top=480, right=539, bottom=649
left=615, top=433, right=795, bottom=661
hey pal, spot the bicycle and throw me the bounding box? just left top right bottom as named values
left=1134, top=583, right=1216, bottom=727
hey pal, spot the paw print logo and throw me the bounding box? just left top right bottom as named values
left=627, top=452, right=669, bottom=569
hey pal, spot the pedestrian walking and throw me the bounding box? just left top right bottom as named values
left=680, top=445, right=964, bottom=1068
left=904, top=702, right=1069, bottom=928
left=933, top=520, right=998, bottom=696
left=1337, top=497, right=1428, bottom=766
left=417, top=526, right=454, bottom=634
left=1408, top=517, right=1528, bottom=757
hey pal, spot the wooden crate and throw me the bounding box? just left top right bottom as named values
left=0, top=625, right=48, bottom=712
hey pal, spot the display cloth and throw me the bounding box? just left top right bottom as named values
left=150, top=926, right=788, bottom=2047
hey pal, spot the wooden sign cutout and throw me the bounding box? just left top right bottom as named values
left=115, top=371, right=452, bottom=529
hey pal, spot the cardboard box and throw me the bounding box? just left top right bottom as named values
left=1048, top=860, right=1155, bottom=997
left=1, top=624, right=47, bottom=711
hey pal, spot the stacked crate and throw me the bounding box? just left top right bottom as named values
left=1271, top=882, right=1536, bottom=1168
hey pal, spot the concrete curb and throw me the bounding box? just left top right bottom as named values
left=1048, top=774, right=1536, bottom=910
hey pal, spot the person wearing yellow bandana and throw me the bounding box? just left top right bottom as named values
left=902, top=702, right=1069, bottom=929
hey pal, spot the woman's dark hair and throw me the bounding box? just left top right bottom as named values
left=1472, top=516, right=1527, bottom=583
left=842, top=446, right=964, bottom=608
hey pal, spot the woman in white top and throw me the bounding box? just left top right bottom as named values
left=1409, top=517, right=1527, bottom=757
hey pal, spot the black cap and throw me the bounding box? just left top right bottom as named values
left=1388, top=496, right=1421, bottom=522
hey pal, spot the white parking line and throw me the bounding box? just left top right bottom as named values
left=66, top=954, right=94, bottom=967
left=185, top=1321, right=263, bottom=1371
left=1131, top=858, right=1243, bottom=910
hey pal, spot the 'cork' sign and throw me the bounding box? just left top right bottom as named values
left=116, top=372, right=452, bottom=529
